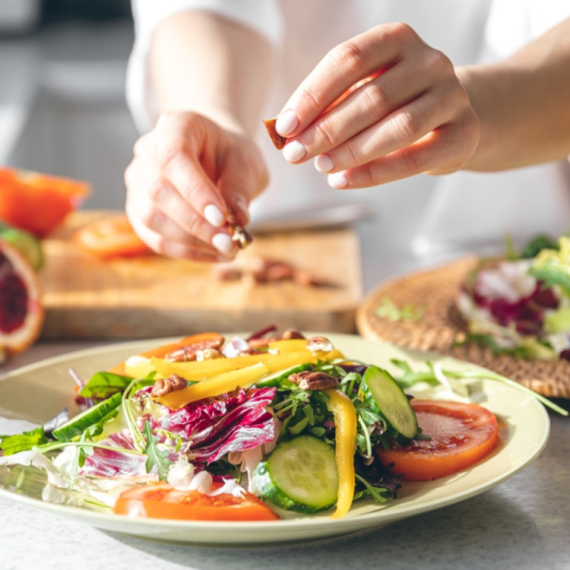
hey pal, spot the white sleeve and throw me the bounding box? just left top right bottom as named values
left=126, top=0, right=283, bottom=133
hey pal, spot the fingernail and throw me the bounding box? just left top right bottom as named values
left=275, top=109, right=299, bottom=136
left=212, top=233, right=234, bottom=253
left=233, top=195, right=250, bottom=224
left=314, top=154, right=334, bottom=173
left=328, top=171, right=348, bottom=189
left=204, top=204, right=225, bottom=227
left=283, top=140, right=306, bottom=163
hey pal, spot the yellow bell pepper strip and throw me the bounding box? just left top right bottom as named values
left=157, top=362, right=269, bottom=410
left=325, top=389, right=357, bottom=519
left=152, top=349, right=344, bottom=381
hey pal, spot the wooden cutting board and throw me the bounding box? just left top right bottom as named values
left=39, top=211, right=362, bottom=339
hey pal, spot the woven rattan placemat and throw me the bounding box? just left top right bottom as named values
left=357, top=256, right=570, bottom=399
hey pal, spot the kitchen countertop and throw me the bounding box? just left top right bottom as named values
left=1, top=340, right=569, bottom=570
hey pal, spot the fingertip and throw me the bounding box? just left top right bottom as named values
left=282, top=140, right=307, bottom=163
left=204, top=204, right=226, bottom=227
left=275, top=109, right=299, bottom=137
left=327, top=171, right=349, bottom=189
left=212, top=233, right=235, bottom=254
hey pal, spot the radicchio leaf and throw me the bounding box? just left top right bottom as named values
left=157, top=387, right=277, bottom=464
left=80, top=431, right=147, bottom=477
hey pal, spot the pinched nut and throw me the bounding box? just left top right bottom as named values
left=306, top=336, right=334, bottom=353
left=282, top=329, right=305, bottom=340
left=225, top=213, right=253, bottom=250
left=165, top=336, right=225, bottom=362
left=195, top=348, right=224, bottom=361
left=288, top=371, right=339, bottom=391
left=151, top=374, right=187, bottom=398
left=262, top=117, right=287, bottom=150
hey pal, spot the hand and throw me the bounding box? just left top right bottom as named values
left=125, top=111, right=268, bottom=262
left=274, top=23, right=480, bottom=188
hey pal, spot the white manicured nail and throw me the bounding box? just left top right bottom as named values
left=204, top=204, right=225, bottom=227
left=314, top=154, right=334, bottom=173
left=283, top=140, right=306, bottom=163
left=328, top=171, right=348, bottom=189
left=275, top=109, right=299, bottom=136
left=212, top=233, right=234, bottom=253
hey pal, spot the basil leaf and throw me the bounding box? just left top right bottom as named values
left=78, top=372, right=134, bottom=399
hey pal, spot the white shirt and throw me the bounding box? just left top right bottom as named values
left=127, top=0, right=570, bottom=258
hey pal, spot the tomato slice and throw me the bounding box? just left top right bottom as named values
left=0, top=168, right=90, bottom=237
left=113, top=482, right=279, bottom=521
left=108, top=332, right=224, bottom=375
left=72, top=215, right=152, bottom=260
left=376, top=400, right=499, bottom=481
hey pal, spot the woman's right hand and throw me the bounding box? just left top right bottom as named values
left=125, top=111, right=268, bottom=262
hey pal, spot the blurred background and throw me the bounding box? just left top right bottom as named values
left=0, top=0, right=136, bottom=210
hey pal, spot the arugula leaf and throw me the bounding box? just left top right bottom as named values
left=375, top=296, right=425, bottom=322
left=78, top=372, right=133, bottom=399
left=143, top=421, right=173, bottom=481
left=354, top=473, right=389, bottom=504
left=0, top=427, right=47, bottom=456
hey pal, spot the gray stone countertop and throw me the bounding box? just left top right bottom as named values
left=1, top=341, right=569, bottom=570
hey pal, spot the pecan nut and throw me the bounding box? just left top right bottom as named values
left=306, top=336, right=334, bottom=353
left=151, top=374, right=188, bottom=398
left=165, top=336, right=225, bottom=362
left=288, top=371, right=339, bottom=391
left=281, top=329, right=305, bottom=340
left=195, top=348, right=223, bottom=361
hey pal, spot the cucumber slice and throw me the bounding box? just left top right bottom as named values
left=361, top=366, right=418, bottom=440
left=53, top=392, right=122, bottom=442
left=253, top=435, right=338, bottom=513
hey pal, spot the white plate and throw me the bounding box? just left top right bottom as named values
left=0, top=334, right=550, bottom=546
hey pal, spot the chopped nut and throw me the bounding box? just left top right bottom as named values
left=253, top=259, right=295, bottom=283
left=151, top=374, right=187, bottom=398
left=282, top=329, right=305, bottom=340
left=195, top=348, right=223, bottom=361
left=306, top=336, right=334, bottom=353
left=293, top=268, right=329, bottom=287
left=216, top=266, right=243, bottom=281
left=288, top=371, right=339, bottom=391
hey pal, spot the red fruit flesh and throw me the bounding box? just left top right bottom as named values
left=0, top=273, right=28, bottom=333
left=0, top=241, right=44, bottom=358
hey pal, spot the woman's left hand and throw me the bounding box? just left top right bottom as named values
left=274, top=23, right=480, bottom=188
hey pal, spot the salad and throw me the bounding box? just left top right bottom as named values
left=457, top=235, right=570, bottom=360
left=1, top=327, right=549, bottom=522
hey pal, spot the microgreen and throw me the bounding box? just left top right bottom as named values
left=375, top=296, right=425, bottom=322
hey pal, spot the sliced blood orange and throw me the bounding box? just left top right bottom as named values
left=0, top=240, right=44, bottom=358
left=0, top=168, right=90, bottom=237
